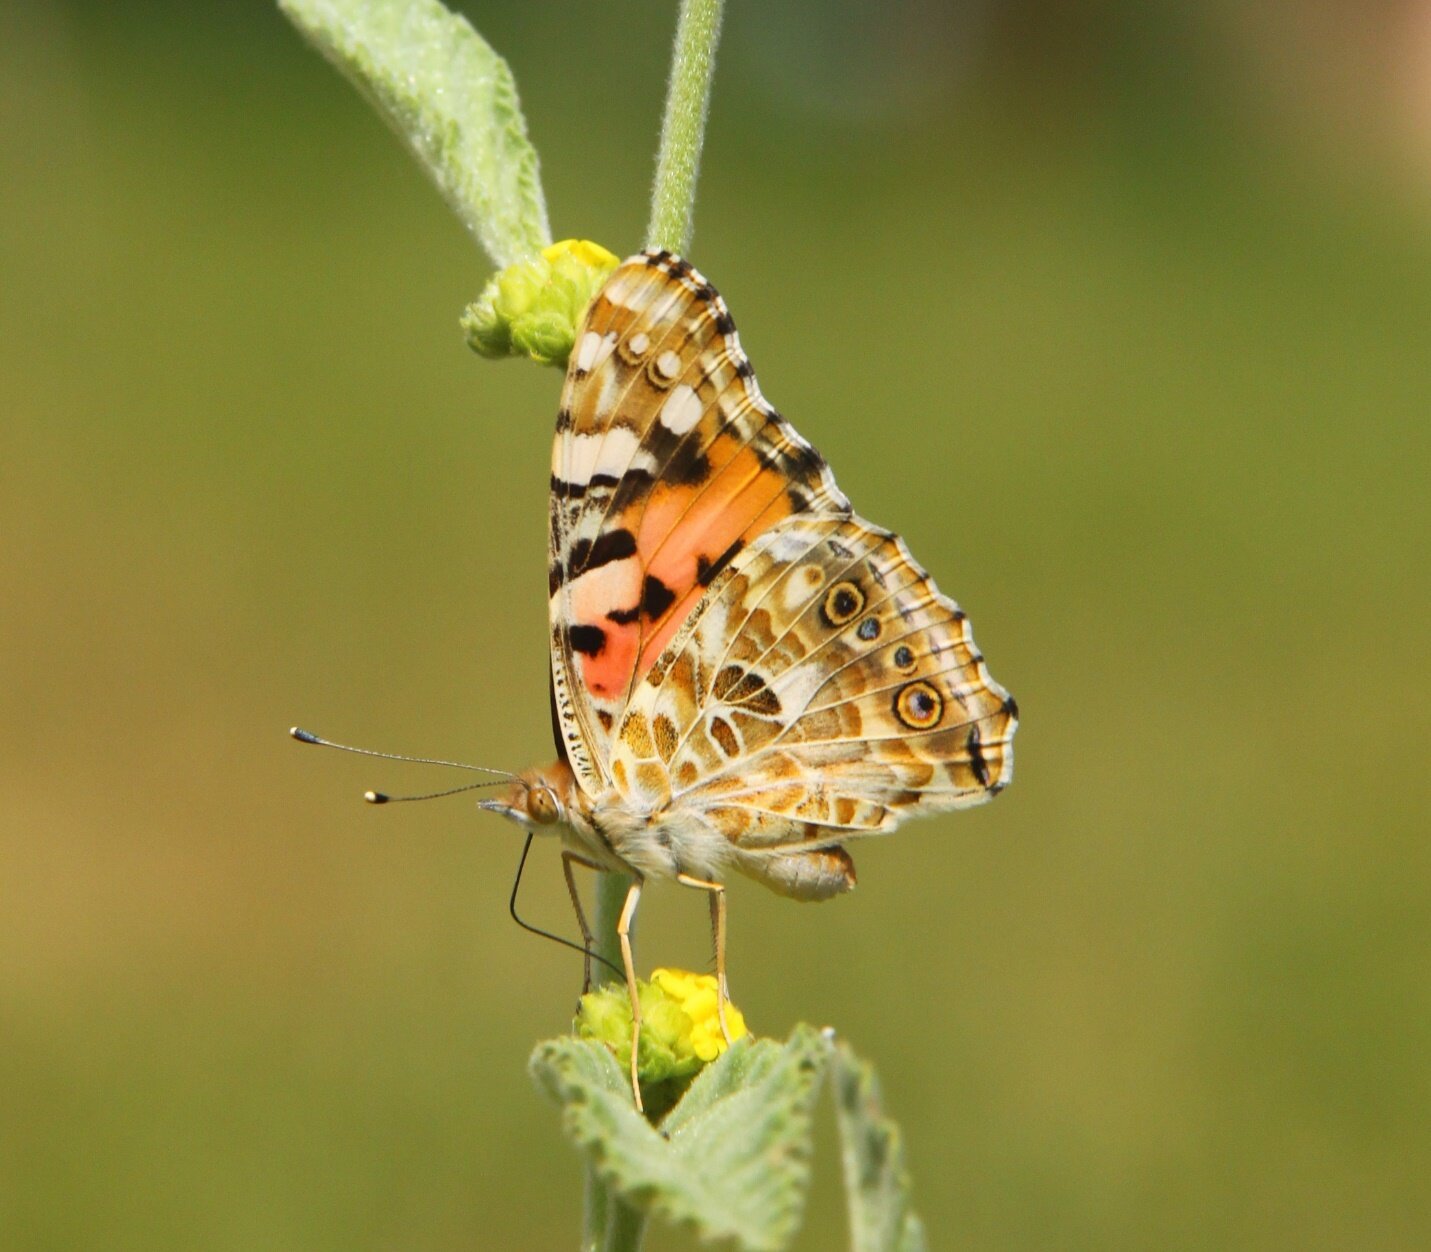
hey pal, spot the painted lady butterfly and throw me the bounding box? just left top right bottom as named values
left=483, top=250, right=1018, bottom=1103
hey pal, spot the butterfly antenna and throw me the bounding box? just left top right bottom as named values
left=289, top=727, right=519, bottom=780
left=509, top=831, right=623, bottom=979
left=364, top=779, right=508, bottom=805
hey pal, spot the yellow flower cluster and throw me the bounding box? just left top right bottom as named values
left=650, top=968, right=748, bottom=1062
left=574, top=967, right=750, bottom=1116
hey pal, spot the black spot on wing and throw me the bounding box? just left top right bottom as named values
left=640, top=575, right=677, bottom=618
left=967, top=724, right=990, bottom=788
left=554, top=470, right=639, bottom=502
left=568, top=624, right=606, bottom=657
left=696, top=538, right=744, bottom=586
left=570, top=528, right=638, bottom=575
left=754, top=420, right=828, bottom=485
left=665, top=441, right=712, bottom=486
left=820, top=580, right=865, bottom=627
left=784, top=439, right=827, bottom=483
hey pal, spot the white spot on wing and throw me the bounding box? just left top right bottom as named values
left=566, top=428, right=642, bottom=482
left=576, top=330, right=617, bottom=373
left=782, top=566, right=824, bottom=612
left=660, top=384, right=703, bottom=435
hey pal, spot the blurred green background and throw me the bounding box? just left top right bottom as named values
left=3, top=2, right=1428, bottom=1248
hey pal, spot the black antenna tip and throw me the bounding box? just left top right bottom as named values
left=291, top=727, right=320, bottom=744
left=364, top=790, right=389, bottom=805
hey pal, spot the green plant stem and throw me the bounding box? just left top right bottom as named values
left=604, top=1196, right=648, bottom=1251
left=645, top=0, right=726, bottom=255
left=584, top=871, right=645, bottom=1251
left=591, top=871, right=632, bottom=992
left=581, top=1169, right=608, bottom=1252
left=583, top=1168, right=645, bottom=1252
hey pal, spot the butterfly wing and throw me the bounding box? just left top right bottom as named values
left=609, top=514, right=1017, bottom=867
left=549, top=251, right=850, bottom=792
left=549, top=250, right=1017, bottom=885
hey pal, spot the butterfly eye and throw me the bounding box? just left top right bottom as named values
left=822, top=580, right=865, bottom=627
left=856, top=616, right=881, bottom=641
left=894, top=680, right=944, bottom=730
left=527, top=786, right=561, bottom=825
left=892, top=644, right=916, bottom=671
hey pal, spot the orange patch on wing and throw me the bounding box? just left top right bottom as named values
left=570, top=557, right=642, bottom=699
left=566, top=437, right=800, bottom=705
left=635, top=449, right=795, bottom=674
left=579, top=621, right=639, bottom=700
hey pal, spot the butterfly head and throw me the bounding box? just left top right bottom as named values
left=478, top=759, right=577, bottom=832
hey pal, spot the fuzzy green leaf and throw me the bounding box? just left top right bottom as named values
left=832, top=1042, right=927, bottom=1252
left=279, top=0, right=550, bottom=267
left=532, top=1026, right=832, bottom=1252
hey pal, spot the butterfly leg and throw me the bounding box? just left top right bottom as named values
left=560, top=851, right=604, bottom=994
left=617, top=877, right=645, bottom=1111
left=676, top=873, right=732, bottom=1044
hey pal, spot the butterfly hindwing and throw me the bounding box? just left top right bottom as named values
left=549, top=252, right=850, bottom=791
left=609, top=514, right=1018, bottom=857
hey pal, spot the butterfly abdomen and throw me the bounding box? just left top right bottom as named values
left=736, top=846, right=858, bottom=901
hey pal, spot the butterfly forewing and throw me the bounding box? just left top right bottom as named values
left=549, top=251, right=849, bottom=791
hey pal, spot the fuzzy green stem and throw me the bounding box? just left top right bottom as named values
left=581, top=1173, right=646, bottom=1252
left=645, top=0, right=726, bottom=255
left=604, top=1196, right=648, bottom=1251
left=591, top=871, right=633, bottom=992
left=581, top=1169, right=608, bottom=1252
left=583, top=871, right=645, bottom=1250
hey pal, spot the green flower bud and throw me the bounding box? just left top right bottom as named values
left=462, top=238, right=619, bottom=366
